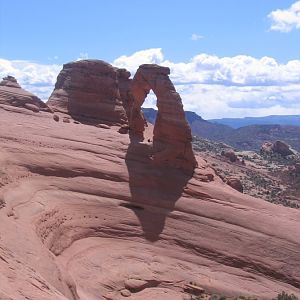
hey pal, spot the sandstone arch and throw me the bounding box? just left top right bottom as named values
left=130, top=64, right=197, bottom=172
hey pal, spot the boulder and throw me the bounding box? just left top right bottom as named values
left=120, top=289, right=131, bottom=297
left=53, top=114, right=59, bottom=122
left=261, top=140, right=294, bottom=157
left=124, top=279, right=148, bottom=292
left=272, top=140, right=294, bottom=157
left=221, top=149, right=238, bottom=162
left=0, top=76, right=51, bottom=112
left=226, top=177, right=243, bottom=193
left=47, top=60, right=128, bottom=126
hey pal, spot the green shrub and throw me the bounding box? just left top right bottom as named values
left=274, top=291, right=299, bottom=300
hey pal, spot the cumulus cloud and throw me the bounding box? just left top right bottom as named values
left=113, top=48, right=164, bottom=73
left=77, top=52, right=89, bottom=60
left=0, top=59, right=61, bottom=100
left=1, top=48, right=300, bottom=118
left=268, top=1, right=300, bottom=32
left=190, top=33, right=204, bottom=41
left=113, top=48, right=300, bottom=118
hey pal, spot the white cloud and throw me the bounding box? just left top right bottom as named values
left=113, top=48, right=164, bottom=73
left=190, top=33, right=204, bottom=41
left=268, top=1, right=300, bottom=32
left=113, top=48, right=300, bottom=118
left=0, top=59, right=61, bottom=100
left=1, top=49, right=300, bottom=119
left=77, top=52, right=89, bottom=60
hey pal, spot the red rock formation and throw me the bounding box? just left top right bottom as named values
left=117, top=68, right=134, bottom=121
left=273, top=140, right=294, bottom=156
left=260, top=141, right=274, bottom=154
left=221, top=149, right=238, bottom=162
left=130, top=64, right=197, bottom=172
left=0, top=76, right=51, bottom=112
left=0, top=105, right=300, bottom=299
left=47, top=60, right=127, bottom=125
left=261, top=140, right=295, bottom=157
left=226, top=176, right=244, bottom=192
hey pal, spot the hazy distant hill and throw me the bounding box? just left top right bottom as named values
left=227, top=124, right=300, bottom=151
left=209, top=115, right=300, bottom=129
left=142, top=108, right=300, bottom=152
left=142, top=108, right=234, bottom=141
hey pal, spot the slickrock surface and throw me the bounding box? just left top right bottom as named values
left=0, top=104, right=300, bottom=299
left=47, top=60, right=127, bottom=125
left=130, top=64, right=197, bottom=172
left=0, top=76, right=51, bottom=112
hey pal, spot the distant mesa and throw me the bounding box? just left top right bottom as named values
left=143, top=108, right=300, bottom=153
left=0, top=76, right=51, bottom=112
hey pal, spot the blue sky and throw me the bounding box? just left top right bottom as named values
left=1, top=0, right=300, bottom=118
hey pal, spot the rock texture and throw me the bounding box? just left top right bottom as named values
left=273, top=140, right=295, bottom=156
left=117, top=68, right=134, bottom=121
left=47, top=60, right=127, bottom=125
left=261, top=140, right=295, bottom=157
left=0, top=76, right=51, bottom=112
left=1, top=101, right=300, bottom=299
left=221, top=149, right=238, bottom=162
left=226, top=176, right=244, bottom=193
left=130, top=64, right=197, bottom=172
left=0, top=105, right=300, bottom=300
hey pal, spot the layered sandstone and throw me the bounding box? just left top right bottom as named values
left=117, top=68, right=134, bottom=121
left=47, top=60, right=127, bottom=125
left=0, top=105, right=300, bottom=300
left=130, top=64, right=197, bottom=172
left=0, top=76, right=51, bottom=112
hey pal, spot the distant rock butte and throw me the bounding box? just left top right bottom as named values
left=261, top=140, right=295, bottom=157
left=130, top=64, right=197, bottom=172
left=0, top=76, right=51, bottom=112
left=47, top=60, right=128, bottom=125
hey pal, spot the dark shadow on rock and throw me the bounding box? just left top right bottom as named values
left=125, top=133, right=193, bottom=242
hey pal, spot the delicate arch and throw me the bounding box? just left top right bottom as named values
left=130, top=64, right=197, bottom=173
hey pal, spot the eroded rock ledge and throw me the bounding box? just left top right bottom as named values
left=0, top=75, right=51, bottom=112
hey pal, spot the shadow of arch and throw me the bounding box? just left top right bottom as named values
left=124, top=64, right=197, bottom=241
left=125, top=133, right=192, bottom=242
